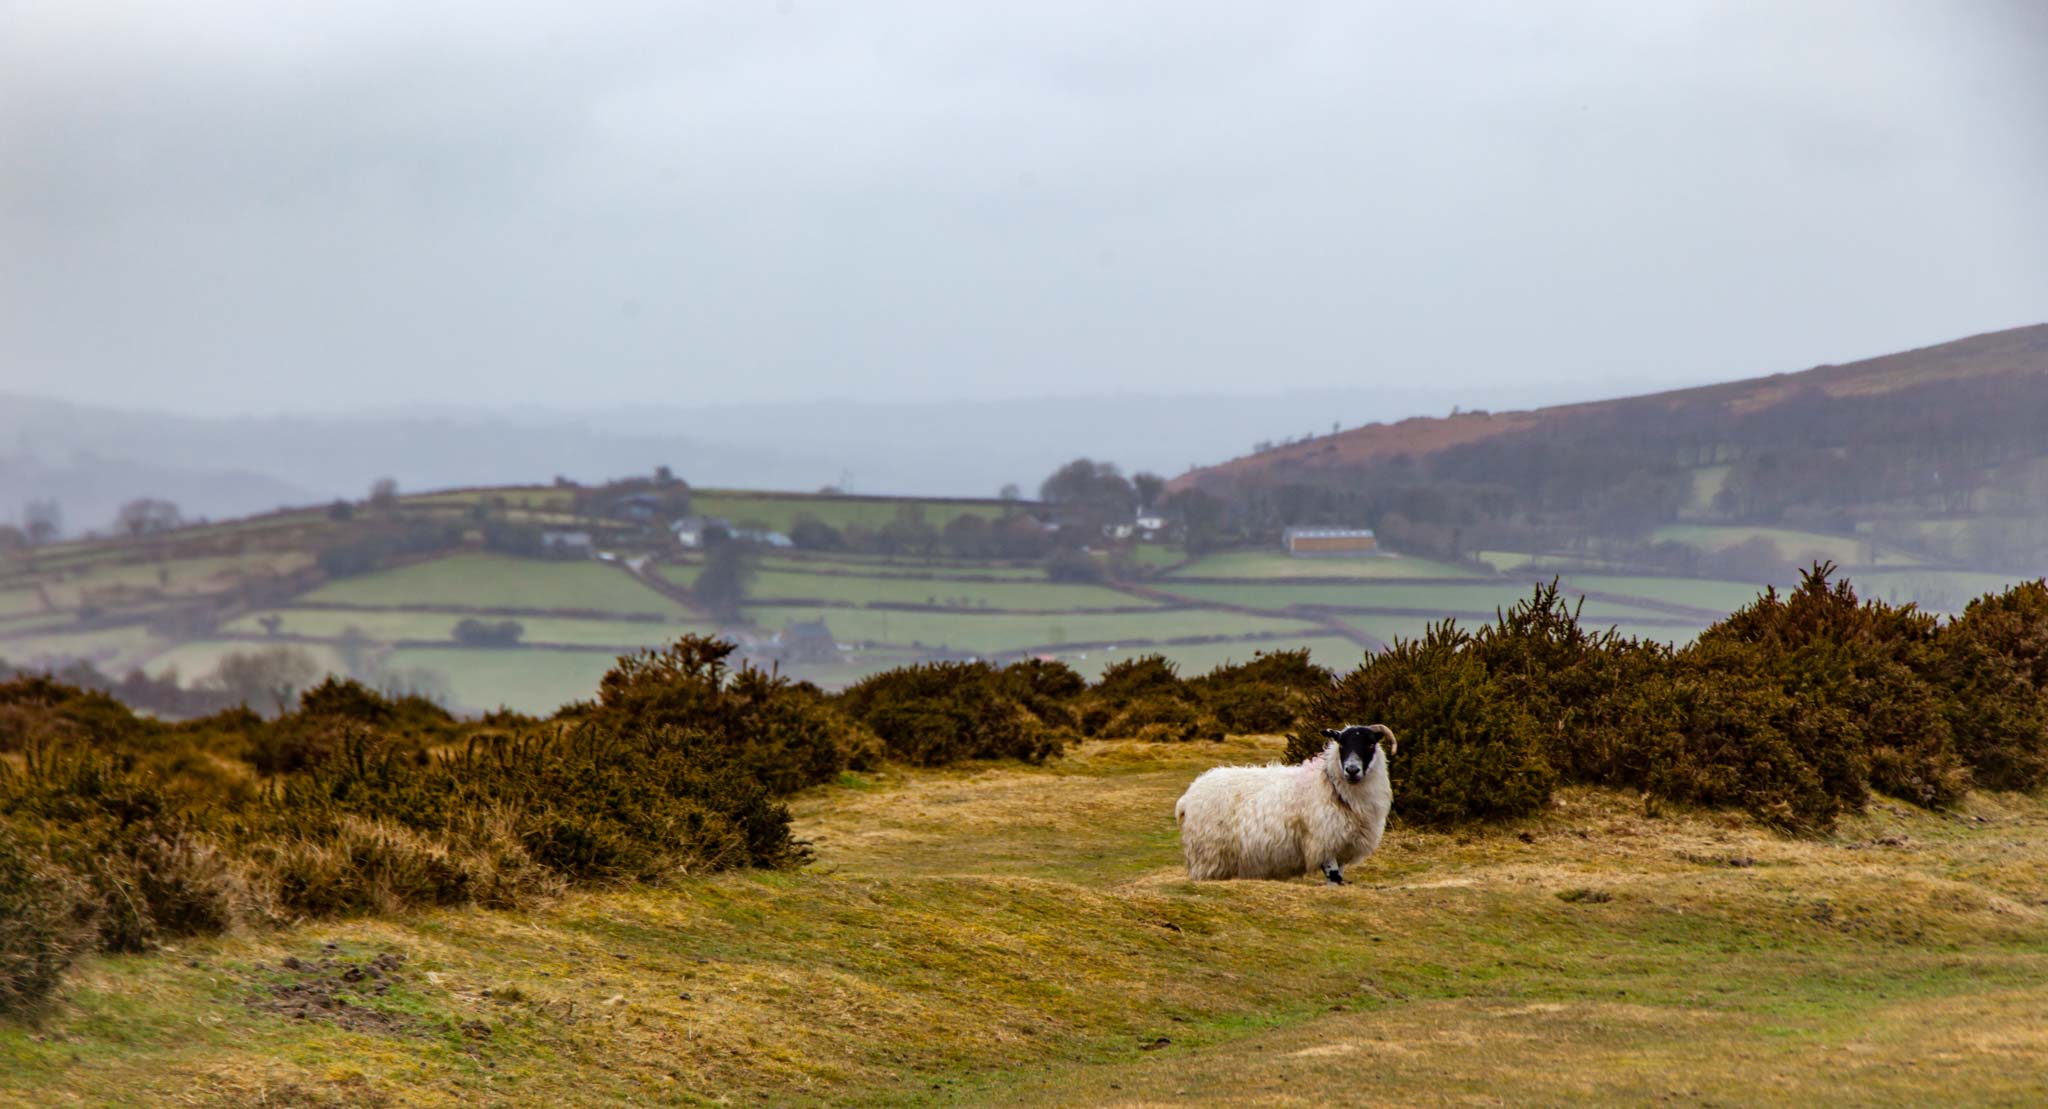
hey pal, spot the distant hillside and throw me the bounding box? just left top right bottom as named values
left=1, top=384, right=1612, bottom=535
left=1169, top=323, right=2048, bottom=574
left=1176, top=323, right=2048, bottom=486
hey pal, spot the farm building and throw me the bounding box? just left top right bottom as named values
left=1281, top=526, right=1378, bottom=558
left=671, top=516, right=732, bottom=548
left=540, top=529, right=594, bottom=554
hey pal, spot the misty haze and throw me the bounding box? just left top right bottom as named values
left=2, top=2, right=2046, bottom=1105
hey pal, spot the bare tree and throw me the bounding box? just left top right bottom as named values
left=116, top=498, right=183, bottom=537
left=23, top=500, right=61, bottom=545
left=210, top=647, right=321, bottom=715
left=368, top=478, right=400, bottom=511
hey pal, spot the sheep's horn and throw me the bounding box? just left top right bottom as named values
left=1374, top=724, right=1398, bottom=755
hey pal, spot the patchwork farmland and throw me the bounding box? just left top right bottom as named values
left=2, top=482, right=2037, bottom=714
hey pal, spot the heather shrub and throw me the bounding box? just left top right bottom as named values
left=997, top=658, right=1088, bottom=731
left=0, top=827, right=91, bottom=1016
left=589, top=636, right=870, bottom=792
left=0, top=748, right=243, bottom=952
left=0, top=675, right=149, bottom=753
left=1083, top=655, right=1226, bottom=741
left=1700, top=567, right=1968, bottom=810
left=1936, top=581, right=2048, bottom=790
left=1617, top=641, right=1855, bottom=833
left=837, top=662, right=1067, bottom=765
left=1191, top=649, right=1335, bottom=735
left=1292, top=622, right=1555, bottom=825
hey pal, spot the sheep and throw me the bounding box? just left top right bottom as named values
left=1174, top=724, right=1396, bottom=884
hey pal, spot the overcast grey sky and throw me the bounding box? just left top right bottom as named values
left=3, top=0, right=2044, bottom=417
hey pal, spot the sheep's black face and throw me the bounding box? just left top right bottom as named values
left=1320, top=724, right=1388, bottom=784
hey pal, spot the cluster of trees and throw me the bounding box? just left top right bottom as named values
left=786, top=506, right=1055, bottom=561
left=316, top=521, right=465, bottom=579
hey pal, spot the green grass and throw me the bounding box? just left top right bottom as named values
left=1152, top=580, right=1676, bottom=622
left=221, top=609, right=709, bottom=649
left=756, top=553, right=1051, bottom=579
left=303, top=554, right=684, bottom=616
left=1650, top=525, right=1919, bottom=566
left=1125, top=543, right=1187, bottom=570
left=739, top=570, right=1153, bottom=611
left=746, top=606, right=1327, bottom=652
left=1556, top=574, right=1771, bottom=614
left=8, top=738, right=2045, bottom=1105
left=382, top=647, right=623, bottom=714
left=0, top=588, right=47, bottom=618
left=404, top=486, right=577, bottom=510
left=690, top=491, right=1012, bottom=534
left=1169, top=549, right=1474, bottom=579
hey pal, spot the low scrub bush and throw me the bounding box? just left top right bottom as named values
left=1291, top=622, right=1555, bottom=824
left=1191, top=649, right=1335, bottom=736
left=1935, top=581, right=2048, bottom=790
left=0, top=827, right=92, bottom=1015
left=1081, top=655, right=1224, bottom=742
left=591, top=637, right=874, bottom=793
left=837, top=662, right=1067, bottom=764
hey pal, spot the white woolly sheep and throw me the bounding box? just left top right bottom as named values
left=1174, top=724, right=1396, bottom=884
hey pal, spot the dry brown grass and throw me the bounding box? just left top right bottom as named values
left=4, top=736, right=2046, bottom=1106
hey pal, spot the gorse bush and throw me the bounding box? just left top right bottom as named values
left=0, top=635, right=873, bottom=1013
left=1936, top=581, right=2048, bottom=790
left=836, top=661, right=1068, bottom=765
left=1289, top=623, right=1554, bottom=825
left=1191, top=648, right=1336, bottom=736
left=0, top=827, right=90, bottom=1016
left=1289, top=568, right=2048, bottom=833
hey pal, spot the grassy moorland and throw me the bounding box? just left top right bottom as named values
left=4, top=735, right=2043, bottom=1106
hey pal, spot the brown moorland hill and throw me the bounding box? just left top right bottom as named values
left=1172, top=321, right=2048, bottom=490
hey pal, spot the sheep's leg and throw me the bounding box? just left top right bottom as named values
left=1321, top=861, right=1344, bottom=885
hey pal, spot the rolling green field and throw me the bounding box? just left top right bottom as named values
left=7, top=481, right=2040, bottom=717
left=303, top=554, right=683, bottom=616
left=747, top=605, right=1329, bottom=653
left=741, top=569, right=1155, bottom=611
left=382, top=646, right=623, bottom=713
left=1554, top=574, right=1771, bottom=613
left=690, top=491, right=1013, bottom=533
left=1152, top=580, right=1682, bottom=622
left=223, top=609, right=707, bottom=649
left=1648, top=524, right=1919, bottom=566
left=1167, top=550, right=1472, bottom=579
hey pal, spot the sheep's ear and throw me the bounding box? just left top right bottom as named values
left=1320, top=728, right=1339, bottom=739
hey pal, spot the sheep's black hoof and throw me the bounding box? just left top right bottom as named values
left=1323, top=867, right=1344, bottom=885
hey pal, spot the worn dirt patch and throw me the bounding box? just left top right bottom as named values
left=248, top=949, right=419, bottom=1035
